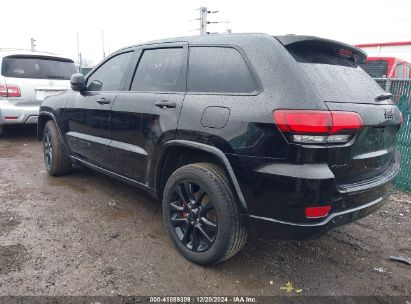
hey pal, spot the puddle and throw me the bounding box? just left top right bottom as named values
left=0, top=244, right=28, bottom=274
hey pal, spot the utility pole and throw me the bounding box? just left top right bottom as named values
left=199, top=7, right=208, bottom=35
left=197, top=8, right=228, bottom=35
left=30, top=38, right=36, bottom=51
left=77, top=33, right=82, bottom=71
left=101, top=29, right=106, bottom=59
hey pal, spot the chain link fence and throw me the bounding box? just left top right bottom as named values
left=375, top=78, right=411, bottom=191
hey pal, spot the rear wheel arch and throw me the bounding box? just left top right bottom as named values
left=155, top=140, right=248, bottom=213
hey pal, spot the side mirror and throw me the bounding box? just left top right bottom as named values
left=70, top=73, right=86, bottom=92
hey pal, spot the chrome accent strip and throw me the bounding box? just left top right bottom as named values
left=109, top=140, right=148, bottom=156
left=256, top=163, right=335, bottom=179
left=66, top=131, right=110, bottom=146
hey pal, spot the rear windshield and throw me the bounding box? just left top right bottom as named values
left=359, top=60, right=388, bottom=78
left=285, top=42, right=358, bottom=68
left=1, top=56, right=77, bottom=80
left=282, top=42, right=384, bottom=103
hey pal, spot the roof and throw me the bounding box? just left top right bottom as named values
left=355, top=41, right=411, bottom=48
left=0, top=48, right=73, bottom=61
left=118, top=33, right=365, bottom=60
left=119, top=33, right=272, bottom=51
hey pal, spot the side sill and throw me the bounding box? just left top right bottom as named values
left=71, top=156, right=157, bottom=198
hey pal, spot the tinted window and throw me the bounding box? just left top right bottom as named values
left=2, top=56, right=77, bottom=80
left=395, top=64, right=404, bottom=78
left=286, top=43, right=358, bottom=68
left=359, top=60, right=389, bottom=78
left=188, top=47, right=257, bottom=93
left=130, top=48, right=185, bottom=92
left=87, top=52, right=132, bottom=91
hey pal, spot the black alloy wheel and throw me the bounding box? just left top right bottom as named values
left=169, top=180, right=218, bottom=252
left=43, top=129, right=53, bottom=171
left=42, top=120, right=72, bottom=176
left=162, top=163, right=248, bottom=265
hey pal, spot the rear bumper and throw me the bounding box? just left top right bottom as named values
left=248, top=191, right=389, bottom=239
left=227, top=151, right=400, bottom=239
left=0, top=100, right=39, bottom=125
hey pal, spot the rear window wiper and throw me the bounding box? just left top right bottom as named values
left=375, top=93, right=392, bottom=101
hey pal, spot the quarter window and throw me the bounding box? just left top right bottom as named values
left=187, top=47, right=257, bottom=93
left=130, top=48, right=185, bottom=92
left=86, top=52, right=132, bottom=91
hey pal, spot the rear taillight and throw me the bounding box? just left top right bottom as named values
left=0, top=83, right=21, bottom=98
left=273, top=110, right=363, bottom=144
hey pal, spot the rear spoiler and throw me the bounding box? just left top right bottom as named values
left=275, top=35, right=367, bottom=63
left=4, top=54, right=74, bottom=63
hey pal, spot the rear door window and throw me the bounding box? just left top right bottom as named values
left=130, top=48, right=185, bottom=92
left=2, top=56, right=77, bottom=80
left=187, top=47, right=258, bottom=94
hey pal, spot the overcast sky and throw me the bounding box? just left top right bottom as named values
left=1, top=0, right=410, bottom=65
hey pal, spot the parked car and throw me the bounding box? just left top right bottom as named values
left=38, top=34, right=402, bottom=265
left=359, top=56, right=411, bottom=78
left=0, top=49, right=76, bottom=136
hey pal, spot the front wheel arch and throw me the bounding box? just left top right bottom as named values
left=38, top=112, right=70, bottom=154
left=37, top=114, right=52, bottom=141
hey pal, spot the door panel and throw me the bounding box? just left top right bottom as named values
left=65, top=91, right=116, bottom=169
left=110, top=93, right=184, bottom=183
left=64, top=51, right=134, bottom=169
left=109, top=44, right=188, bottom=184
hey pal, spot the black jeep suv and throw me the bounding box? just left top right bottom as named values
left=38, top=33, right=402, bottom=265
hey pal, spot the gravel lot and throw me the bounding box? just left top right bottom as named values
left=0, top=125, right=410, bottom=296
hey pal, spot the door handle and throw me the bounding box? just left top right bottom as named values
left=155, top=100, right=177, bottom=109
left=96, top=97, right=111, bottom=105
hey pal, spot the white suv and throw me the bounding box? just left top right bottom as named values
left=0, top=49, right=77, bottom=136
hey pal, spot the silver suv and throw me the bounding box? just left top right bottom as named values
left=0, top=49, right=77, bottom=136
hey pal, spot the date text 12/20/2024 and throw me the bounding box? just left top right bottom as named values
left=149, top=296, right=257, bottom=303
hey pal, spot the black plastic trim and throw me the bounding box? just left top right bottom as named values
left=160, top=140, right=248, bottom=212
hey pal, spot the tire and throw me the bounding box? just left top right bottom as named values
left=43, top=120, right=72, bottom=176
left=0, top=125, right=4, bottom=138
left=162, top=162, right=248, bottom=265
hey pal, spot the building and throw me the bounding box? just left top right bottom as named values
left=355, top=41, right=411, bottom=63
